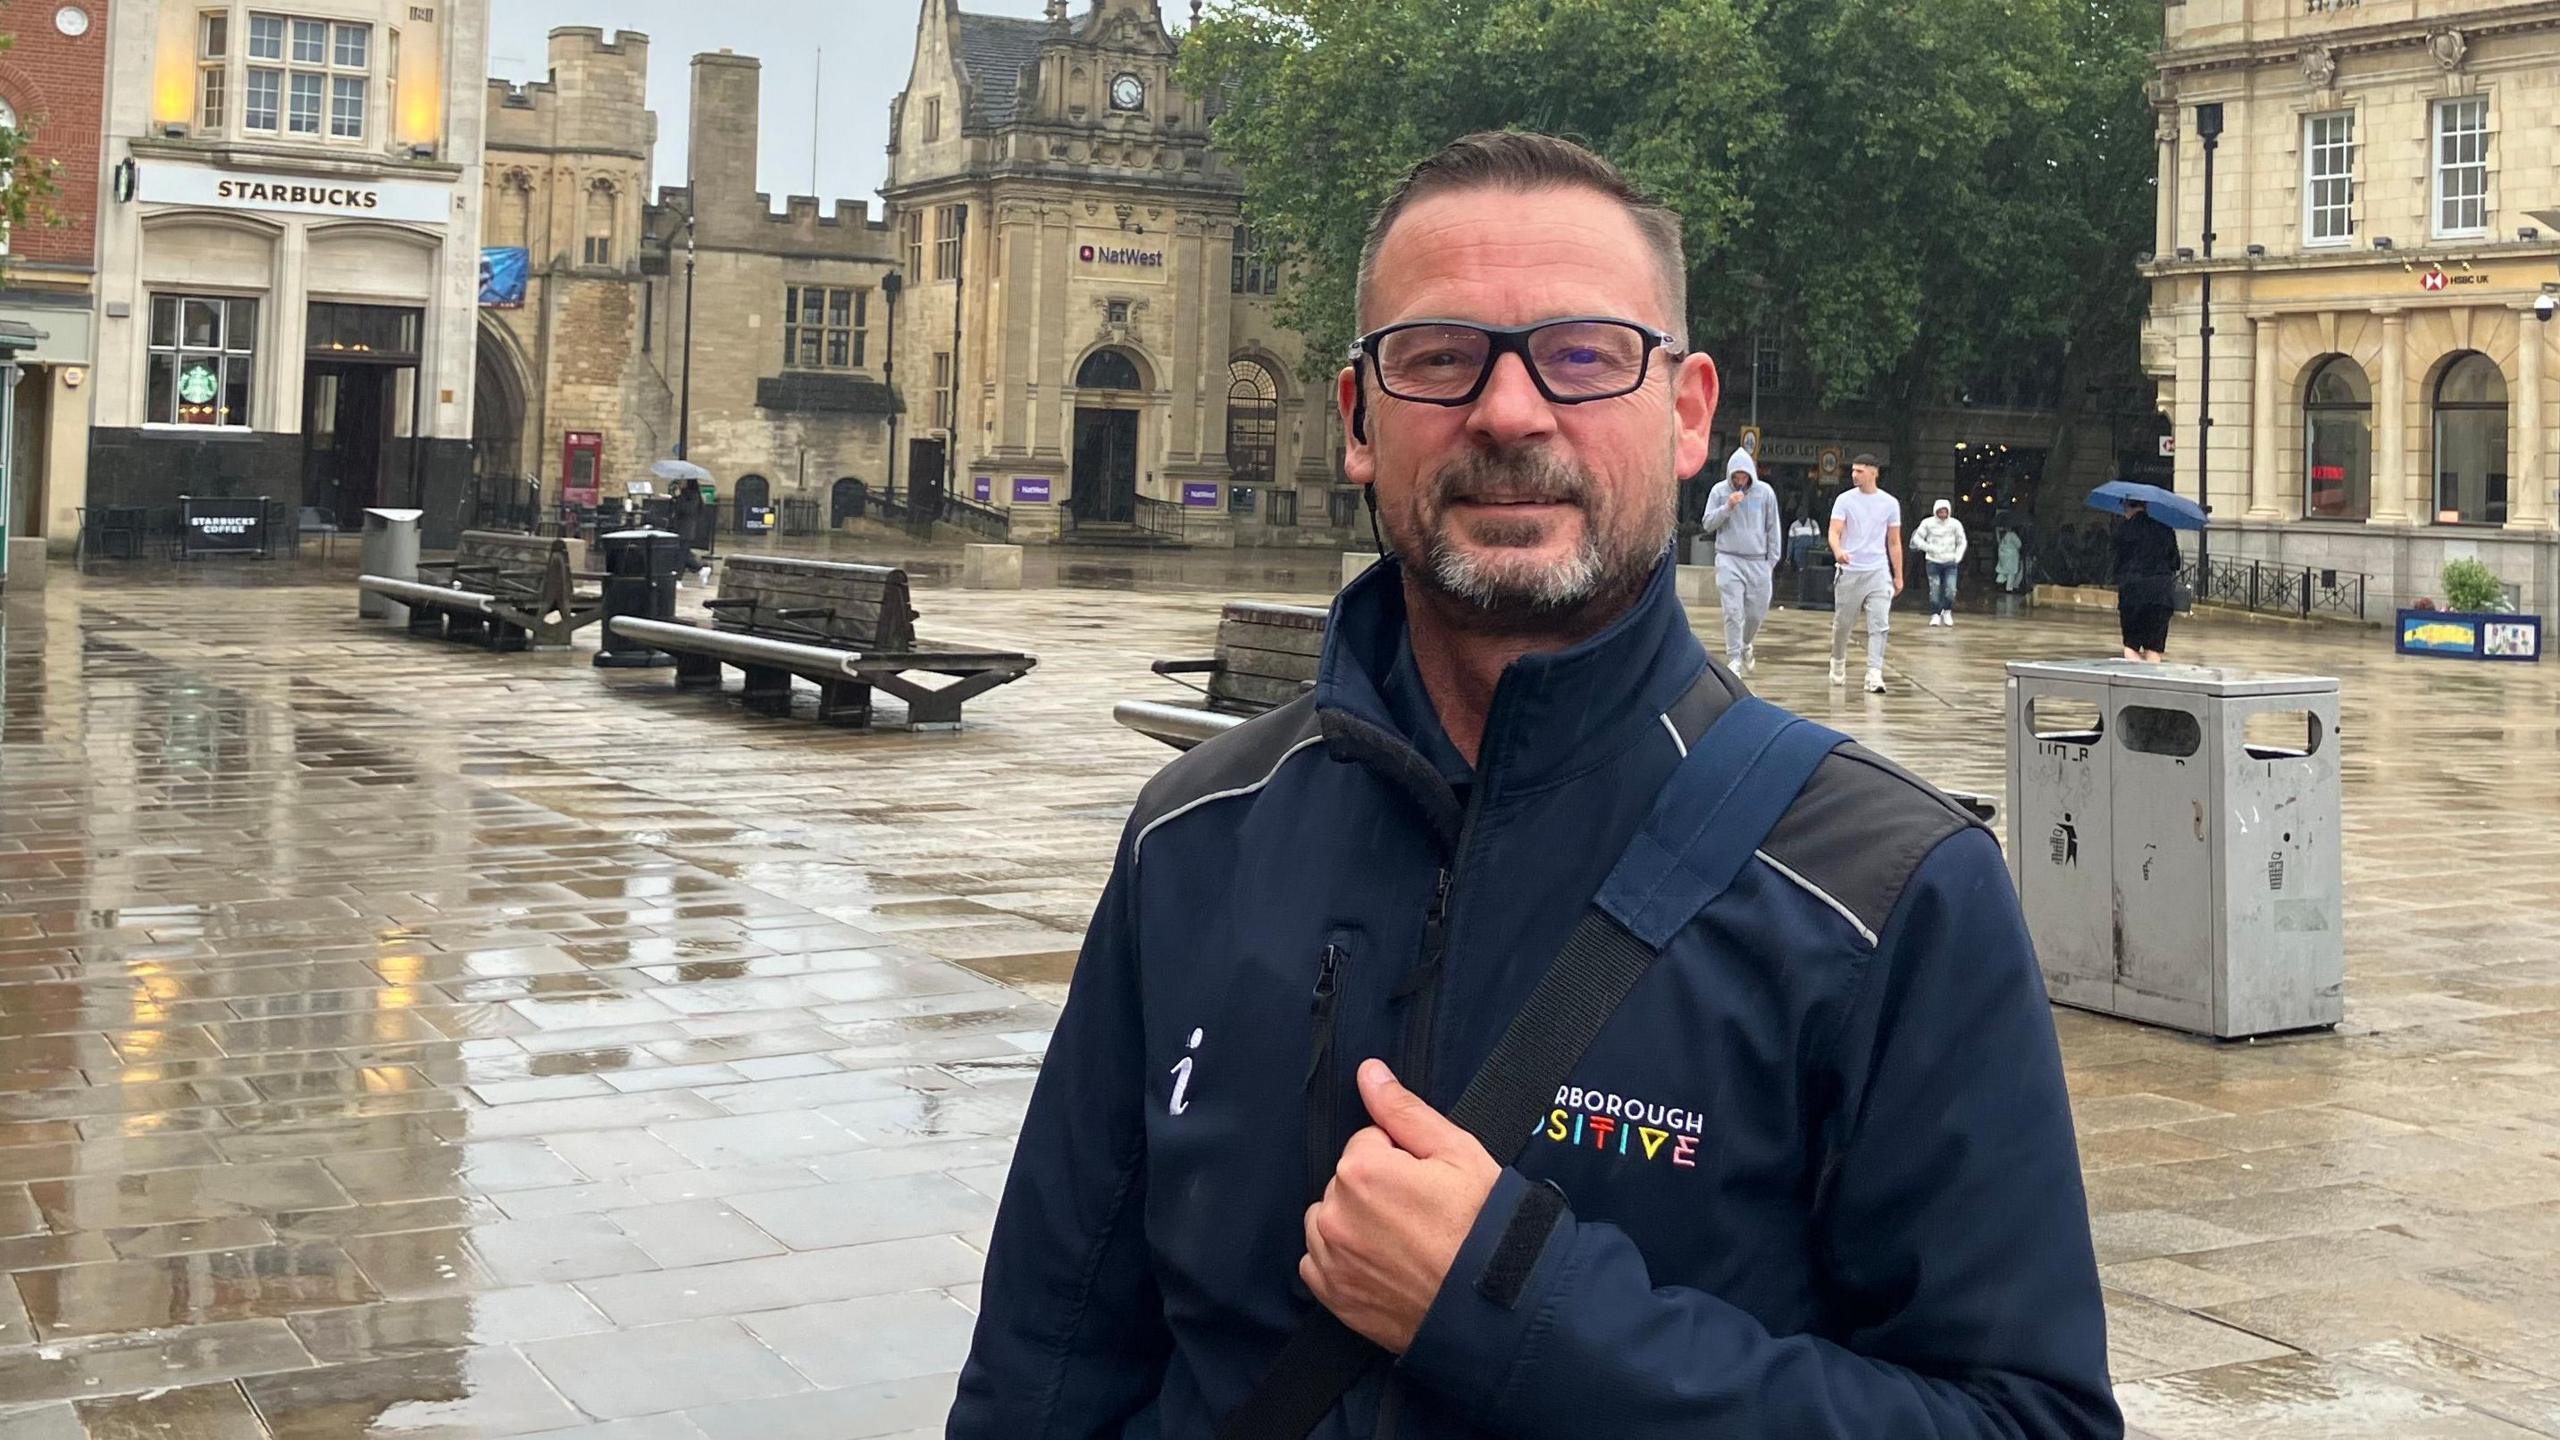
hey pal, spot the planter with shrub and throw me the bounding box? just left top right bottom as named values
left=2395, top=558, right=2542, bottom=661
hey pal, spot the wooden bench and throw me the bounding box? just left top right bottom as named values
left=605, top=554, right=1035, bottom=729
left=1114, top=601, right=1328, bottom=751
left=358, top=530, right=602, bottom=650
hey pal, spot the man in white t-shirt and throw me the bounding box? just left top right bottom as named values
left=1826, top=454, right=1903, bottom=693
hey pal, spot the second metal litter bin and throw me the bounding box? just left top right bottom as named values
left=357, top=508, right=424, bottom=619
left=2005, top=660, right=2343, bottom=1039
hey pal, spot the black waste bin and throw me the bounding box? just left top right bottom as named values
left=1796, top=556, right=1837, bottom=612
left=594, top=528, right=684, bottom=669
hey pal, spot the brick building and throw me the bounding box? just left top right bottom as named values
left=2143, top=0, right=2560, bottom=620
left=2, top=0, right=110, bottom=557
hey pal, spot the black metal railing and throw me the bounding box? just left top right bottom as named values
left=463, top=476, right=540, bottom=534
left=936, top=490, right=1012, bottom=542
left=1135, top=494, right=1186, bottom=542
left=2178, top=556, right=2369, bottom=622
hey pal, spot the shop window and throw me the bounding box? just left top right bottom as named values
left=933, top=204, right=965, bottom=281
left=2303, top=112, right=2354, bottom=247
left=2433, top=352, right=2508, bottom=525
left=2433, top=97, right=2489, bottom=238
left=1226, top=359, right=1278, bottom=487
left=147, top=295, right=258, bottom=428
left=2302, top=356, right=2370, bottom=520
left=784, top=286, right=866, bottom=370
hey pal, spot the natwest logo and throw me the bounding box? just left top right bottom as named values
left=1078, top=243, right=1164, bottom=268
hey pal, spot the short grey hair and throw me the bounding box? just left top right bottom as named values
left=1355, top=131, right=1688, bottom=342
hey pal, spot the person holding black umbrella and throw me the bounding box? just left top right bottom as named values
left=2113, top=498, right=2181, bottom=661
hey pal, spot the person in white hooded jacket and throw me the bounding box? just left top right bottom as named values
left=1913, top=499, right=1969, bottom=627
left=1697, top=446, right=1783, bottom=674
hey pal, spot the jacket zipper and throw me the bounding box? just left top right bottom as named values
left=1306, top=939, right=1347, bottom=1205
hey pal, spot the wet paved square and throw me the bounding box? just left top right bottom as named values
left=4, top=547, right=2558, bottom=1436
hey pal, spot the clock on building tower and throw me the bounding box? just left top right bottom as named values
left=1110, top=74, right=1145, bottom=112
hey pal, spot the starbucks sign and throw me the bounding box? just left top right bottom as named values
left=177, top=362, right=220, bottom=406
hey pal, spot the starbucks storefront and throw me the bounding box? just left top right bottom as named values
left=89, top=154, right=478, bottom=543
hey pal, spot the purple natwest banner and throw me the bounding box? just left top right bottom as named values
left=973, top=475, right=993, bottom=503
left=1182, top=483, right=1220, bottom=507
left=1012, top=477, right=1052, bottom=504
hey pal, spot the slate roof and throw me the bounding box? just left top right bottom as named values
left=952, top=11, right=1064, bottom=128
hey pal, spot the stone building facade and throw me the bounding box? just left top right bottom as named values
left=2144, top=0, right=2560, bottom=620
left=484, top=35, right=898, bottom=534
left=478, top=28, right=660, bottom=507
left=91, top=0, right=490, bottom=540
left=882, top=0, right=1342, bottom=546
left=2, top=0, right=111, bottom=559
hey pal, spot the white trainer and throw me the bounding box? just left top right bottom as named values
left=699, top=566, right=713, bottom=584
left=1829, top=658, right=1846, bottom=685
left=1741, top=646, right=1756, bottom=676
left=1927, top=612, right=1943, bottom=627
left=1865, top=668, right=1887, bottom=694
left=1943, top=611, right=1955, bottom=628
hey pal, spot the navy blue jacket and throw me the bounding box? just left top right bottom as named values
left=950, top=556, right=2118, bottom=1439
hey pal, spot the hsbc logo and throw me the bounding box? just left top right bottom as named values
left=2420, top=265, right=2487, bottom=292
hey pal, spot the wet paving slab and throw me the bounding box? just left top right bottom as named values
left=4, top=557, right=2560, bottom=1436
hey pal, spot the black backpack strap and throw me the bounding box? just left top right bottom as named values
left=1216, top=698, right=1848, bottom=1440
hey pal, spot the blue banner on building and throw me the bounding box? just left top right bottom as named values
left=479, top=247, right=529, bottom=308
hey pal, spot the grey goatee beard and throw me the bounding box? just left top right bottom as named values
left=1405, top=446, right=1668, bottom=623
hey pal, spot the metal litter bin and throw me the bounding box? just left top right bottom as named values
left=1796, top=555, right=1836, bottom=611
left=357, top=508, right=424, bottom=619
left=594, top=528, right=683, bottom=669
left=2005, top=660, right=2343, bottom=1039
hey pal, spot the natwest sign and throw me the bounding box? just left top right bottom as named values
left=137, top=160, right=454, bottom=226
left=1078, top=242, right=1164, bottom=268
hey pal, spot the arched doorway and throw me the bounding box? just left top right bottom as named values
left=734, top=473, right=771, bottom=532
left=1070, top=346, right=1146, bottom=526
left=2302, top=356, right=2371, bottom=520
left=473, top=322, right=529, bottom=481
left=831, top=477, right=865, bottom=526
left=2432, top=352, right=2508, bottom=525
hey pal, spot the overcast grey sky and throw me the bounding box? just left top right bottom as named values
left=488, top=0, right=1059, bottom=212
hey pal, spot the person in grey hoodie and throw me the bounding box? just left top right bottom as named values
left=1913, top=498, right=1969, bottom=627
left=1697, top=446, right=1782, bottom=675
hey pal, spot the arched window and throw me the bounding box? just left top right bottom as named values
left=1226, top=360, right=1279, bottom=485
left=2433, top=352, right=2509, bottom=524
left=1075, top=348, right=1142, bottom=391
left=582, top=180, right=616, bottom=267
left=2302, top=357, right=2371, bottom=520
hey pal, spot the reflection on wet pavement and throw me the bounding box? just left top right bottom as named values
left=4, top=556, right=2560, bottom=1436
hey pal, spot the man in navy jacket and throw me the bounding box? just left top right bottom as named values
left=948, top=132, right=2119, bottom=1440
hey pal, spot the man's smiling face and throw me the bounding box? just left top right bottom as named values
left=1340, top=185, right=1718, bottom=627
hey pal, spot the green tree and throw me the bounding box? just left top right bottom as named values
left=0, top=18, right=62, bottom=281
left=1180, top=0, right=2160, bottom=449
left=1180, top=0, right=1782, bottom=388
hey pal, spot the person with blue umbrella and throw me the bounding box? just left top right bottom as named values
left=2087, top=481, right=2200, bottom=661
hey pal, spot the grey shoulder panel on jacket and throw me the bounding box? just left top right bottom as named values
left=1759, top=741, right=1986, bottom=946
left=1129, top=695, right=1327, bottom=859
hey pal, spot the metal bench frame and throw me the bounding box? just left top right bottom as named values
left=358, top=532, right=602, bottom=649
left=1115, top=601, right=1328, bottom=752
left=604, top=556, right=1034, bottom=730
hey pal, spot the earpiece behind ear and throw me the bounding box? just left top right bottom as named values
left=1350, top=362, right=1370, bottom=445
left=1362, top=484, right=1386, bottom=559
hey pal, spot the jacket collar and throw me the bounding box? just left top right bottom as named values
left=1316, top=549, right=1707, bottom=801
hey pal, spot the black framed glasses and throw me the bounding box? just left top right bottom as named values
left=1349, top=317, right=1683, bottom=407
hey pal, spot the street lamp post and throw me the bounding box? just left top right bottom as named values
left=2194, top=102, right=2222, bottom=581
left=678, top=213, right=698, bottom=461
left=883, top=270, right=902, bottom=507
